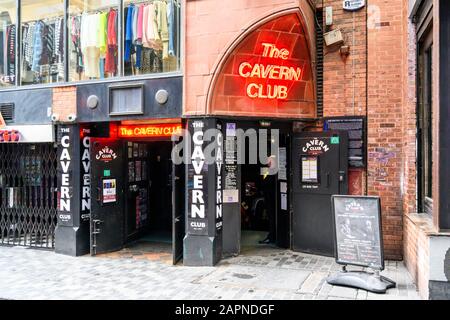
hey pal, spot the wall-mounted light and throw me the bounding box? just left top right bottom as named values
left=87, top=95, right=99, bottom=109
left=155, top=89, right=169, bottom=105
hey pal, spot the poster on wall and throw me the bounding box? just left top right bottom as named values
left=332, top=195, right=384, bottom=270
left=102, top=179, right=117, bottom=204
left=278, top=147, right=287, bottom=180
left=324, top=117, right=366, bottom=168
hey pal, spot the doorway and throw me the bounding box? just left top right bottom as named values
left=125, top=141, right=173, bottom=249
left=90, top=137, right=185, bottom=264
left=240, top=161, right=274, bottom=250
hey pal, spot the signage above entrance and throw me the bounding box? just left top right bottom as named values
left=209, top=12, right=315, bottom=118
left=118, top=123, right=182, bottom=138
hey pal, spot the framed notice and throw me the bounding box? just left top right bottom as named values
left=331, top=195, right=384, bottom=270
left=301, top=155, right=319, bottom=183
left=102, top=178, right=117, bottom=204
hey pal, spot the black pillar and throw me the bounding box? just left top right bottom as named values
left=183, top=118, right=224, bottom=266
left=54, top=124, right=90, bottom=256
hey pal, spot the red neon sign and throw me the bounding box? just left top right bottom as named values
left=118, top=123, right=182, bottom=138
left=238, top=43, right=302, bottom=100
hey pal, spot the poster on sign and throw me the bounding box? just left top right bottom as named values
left=331, top=195, right=384, bottom=270
left=102, top=179, right=117, bottom=204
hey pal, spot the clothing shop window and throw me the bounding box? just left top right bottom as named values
left=20, top=0, right=65, bottom=86
left=68, top=0, right=119, bottom=81
left=123, top=0, right=180, bottom=77
left=0, top=1, right=16, bottom=87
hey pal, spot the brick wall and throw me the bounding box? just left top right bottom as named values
left=184, top=0, right=316, bottom=116
left=366, top=0, right=405, bottom=260
left=321, top=0, right=405, bottom=259
left=52, top=86, right=77, bottom=123
left=403, top=214, right=430, bottom=299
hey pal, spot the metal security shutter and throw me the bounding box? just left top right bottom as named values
left=316, top=8, right=324, bottom=118
left=0, top=143, right=58, bottom=249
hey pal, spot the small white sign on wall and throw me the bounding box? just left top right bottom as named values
left=343, top=0, right=365, bottom=11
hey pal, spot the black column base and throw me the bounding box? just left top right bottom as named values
left=183, top=234, right=221, bottom=266
left=54, top=223, right=90, bottom=257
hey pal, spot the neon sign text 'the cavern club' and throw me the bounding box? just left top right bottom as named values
left=238, top=43, right=302, bottom=100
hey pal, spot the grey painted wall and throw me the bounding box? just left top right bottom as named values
left=77, top=77, right=182, bottom=123
left=0, top=88, right=52, bottom=125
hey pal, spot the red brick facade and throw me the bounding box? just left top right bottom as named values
left=52, top=86, right=77, bottom=123
left=184, top=0, right=434, bottom=265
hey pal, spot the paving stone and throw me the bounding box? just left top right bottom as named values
left=0, top=246, right=421, bottom=300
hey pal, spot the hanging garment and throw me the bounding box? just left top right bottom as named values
left=136, top=4, right=144, bottom=44
left=0, top=27, right=4, bottom=76
left=155, top=0, right=169, bottom=58
left=81, top=13, right=101, bottom=78
left=132, top=4, right=139, bottom=44
left=142, top=4, right=159, bottom=49
left=98, top=12, right=108, bottom=58
left=31, top=21, right=44, bottom=73
left=105, top=9, right=117, bottom=74
left=167, top=0, right=177, bottom=57
left=71, top=15, right=83, bottom=74
left=24, top=22, right=36, bottom=67
left=6, top=24, right=15, bottom=81
left=124, top=5, right=135, bottom=62
left=46, top=22, right=55, bottom=64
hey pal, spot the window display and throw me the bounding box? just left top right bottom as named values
left=1, top=0, right=181, bottom=89
left=69, top=0, right=119, bottom=81
left=20, top=0, right=65, bottom=85
left=0, top=1, right=15, bottom=87
left=123, top=0, right=180, bottom=76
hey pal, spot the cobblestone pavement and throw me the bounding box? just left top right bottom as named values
left=0, top=244, right=421, bottom=300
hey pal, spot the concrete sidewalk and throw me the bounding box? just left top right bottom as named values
left=0, top=245, right=421, bottom=300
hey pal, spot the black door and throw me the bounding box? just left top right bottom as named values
left=90, top=138, right=125, bottom=256
left=291, top=131, right=348, bottom=256
left=172, top=142, right=185, bottom=264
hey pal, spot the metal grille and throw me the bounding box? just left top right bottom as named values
left=316, top=8, right=324, bottom=117
left=0, top=143, right=58, bottom=249
left=0, top=103, right=15, bottom=122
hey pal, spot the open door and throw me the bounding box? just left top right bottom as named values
left=90, top=138, right=125, bottom=256
left=172, top=150, right=185, bottom=265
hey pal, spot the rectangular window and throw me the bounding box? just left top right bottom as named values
left=0, top=1, right=16, bottom=87
left=123, top=0, right=180, bottom=76
left=20, top=0, right=65, bottom=86
left=417, top=25, right=433, bottom=214
left=3, top=0, right=181, bottom=89
left=68, top=0, right=119, bottom=81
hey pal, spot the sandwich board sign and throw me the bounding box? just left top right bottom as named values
left=327, top=195, right=396, bottom=293
left=331, top=195, right=383, bottom=269
left=343, top=0, right=365, bottom=11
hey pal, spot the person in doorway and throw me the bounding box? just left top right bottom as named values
left=259, top=155, right=277, bottom=244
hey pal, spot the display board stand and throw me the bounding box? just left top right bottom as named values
left=327, top=195, right=396, bottom=294
left=327, top=265, right=396, bottom=294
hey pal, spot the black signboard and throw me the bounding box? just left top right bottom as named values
left=331, top=195, right=384, bottom=270
left=324, top=116, right=366, bottom=168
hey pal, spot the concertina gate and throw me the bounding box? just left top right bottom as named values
left=0, top=143, right=58, bottom=249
